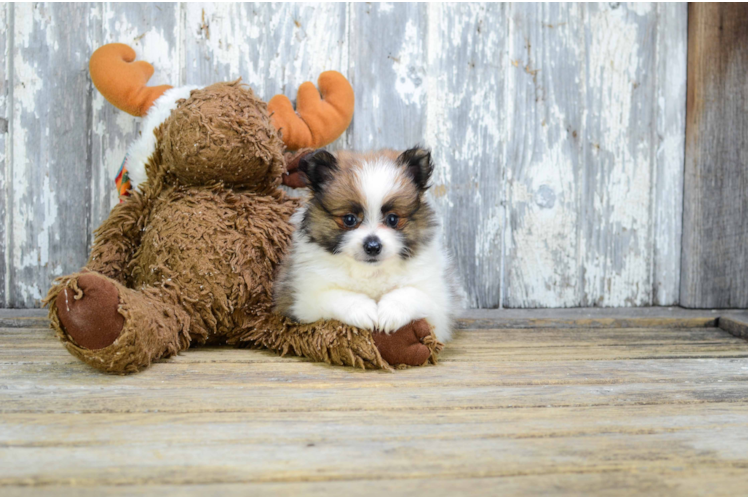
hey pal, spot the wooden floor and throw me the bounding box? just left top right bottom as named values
left=2, top=309, right=748, bottom=496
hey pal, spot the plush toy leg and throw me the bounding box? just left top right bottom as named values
left=45, top=272, right=191, bottom=374
left=232, top=315, right=442, bottom=370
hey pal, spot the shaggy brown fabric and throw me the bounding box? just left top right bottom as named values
left=47, top=271, right=190, bottom=373
left=54, top=273, right=124, bottom=350
left=45, top=79, right=442, bottom=374
left=160, top=81, right=286, bottom=192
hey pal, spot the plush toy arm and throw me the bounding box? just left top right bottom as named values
left=86, top=191, right=152, bottom=284
left=268, top=72, right=354, bottom=150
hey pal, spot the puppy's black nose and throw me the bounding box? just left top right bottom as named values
left=363, top=236, right=382, bottom=256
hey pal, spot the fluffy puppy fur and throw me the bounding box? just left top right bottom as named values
left=273, top=147, right=458, bottom=342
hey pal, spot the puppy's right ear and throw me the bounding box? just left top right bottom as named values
left=298, top=149, right=339, bottom=192
left=398, top=146, right=434, bottom=191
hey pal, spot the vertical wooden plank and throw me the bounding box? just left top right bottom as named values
left=652, top=3, right=687, bottom=305
left=348, top=3, right=427, bottom=150
left=579, top=3, right=659, bottom=307
left=9, top=3, right=92, bottom=307
left=0, top=3, right=9, bottom=307
left=681, top=3, right=748, bottom=308
left=425, top=3, right=505, bottom=308
left=503, top=3, right=677, bottom=308
left=503, top=3, right=585, bottom=307
left=89, top=3, right=181, bottom=233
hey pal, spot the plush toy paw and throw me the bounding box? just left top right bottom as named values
left=372, top=319, right=432, bottom=367
left=55, top=273, right=124, bottom=350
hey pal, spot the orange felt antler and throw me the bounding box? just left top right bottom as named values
left=268, top=71, right=354, bottom=150
left=89, top=43, right=172, bottom=117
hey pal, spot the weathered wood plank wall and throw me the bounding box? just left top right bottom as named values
left=681, top=3, right=748, bottom=308
left=0, top=2, right=688, bottom=309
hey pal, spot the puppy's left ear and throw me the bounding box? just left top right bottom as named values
left=398, top=147, right=434, bottom=191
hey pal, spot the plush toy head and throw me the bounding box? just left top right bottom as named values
left=89, top=43, right=354, bottom=193
left=157, top=81, right=285, bottom=190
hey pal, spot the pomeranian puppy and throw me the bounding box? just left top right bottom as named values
left=273, top=147, right=459, bottom=342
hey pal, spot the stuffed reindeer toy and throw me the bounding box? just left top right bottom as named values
left=45, top=43, right=442, bottom=374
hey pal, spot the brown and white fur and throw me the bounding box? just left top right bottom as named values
left=274, top=147, right=458, bottom=342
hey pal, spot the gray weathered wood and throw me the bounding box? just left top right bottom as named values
left=719, top=313, right=748, bottom=341
left=6, top=307, right=748, bottom=331
left=348, top=3, right=427, bottom=151
left=503, top=3, right=586, bottom=307
left=4, top=470, right=748, bottom=497
left=580, top=3, right=658, bottom=307
left=681, top=3, right=748, bottom=308
left=0, top=3, right=9, bottom=307
left=501, top=3, right=687, bottom=308
left=426, top=4, right=505, bottom=309
left=457, top=306, right=726, bottom=330
left=652, top=2, right=687, bottom=305
left=3, top=321, right=748, bottom=494
left=8, top=3, right=93, bottom=307
left=183, top=4, right=349, bottom=97
left=0, top=3, right=691, bottom=308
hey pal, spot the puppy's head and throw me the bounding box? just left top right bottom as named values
left=298, top=147, right=437, bottom=263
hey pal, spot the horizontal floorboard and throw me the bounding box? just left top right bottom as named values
left=3, top=403, right=748, bottom=447
left=4, top=468, right=748, bottom=497
left=3, top=380, right=748, bottom=414
left=3, top=433, right=748, bottom=487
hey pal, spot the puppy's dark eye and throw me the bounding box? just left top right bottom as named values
left=342, top=214, right=358, bottom=228
left=385, top=213, right=400, bottom=228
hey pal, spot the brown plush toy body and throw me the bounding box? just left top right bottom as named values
left=45, top=44, right=441, bottom=373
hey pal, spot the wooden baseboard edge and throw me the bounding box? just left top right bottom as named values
left=3, top=307, right=748, bottom=334
left=717, top=314, right=748, bottom=341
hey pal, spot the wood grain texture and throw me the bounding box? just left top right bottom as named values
left=581, top=3, right=658, bottom=307
left=653, top=2, right=687, bottom=306
left=8, top=3, right=93, bottom=307
left=426, top=4, right=505, bottom=308
left=503, top=3, right=585, bottom=307
left=3, top=327, right=748, bottom=414
left=503, top=4, right=687, bottom=308
left=348, top=2, right=427, bottom=150
left=0, top=3, right=690, bottom=308
left=0, top=3, right=8, bottom=307
left=681, top=3, right=748, bottom=308
left=0, top=306, right=740, bottom=330
left=719, top=312, right=748, bottom=341
left=2, top=319, right=748, bottom=495
left=4, top=469, right=748, bottom=497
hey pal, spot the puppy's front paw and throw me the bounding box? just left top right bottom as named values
left=377, top=296, right=418, bottom=333
left=341, top=298, right=379, bottom=330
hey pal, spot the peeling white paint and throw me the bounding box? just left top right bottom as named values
left=393, top=20, right=425, bottom=106
left=1, top=2, right=689, bottom=308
